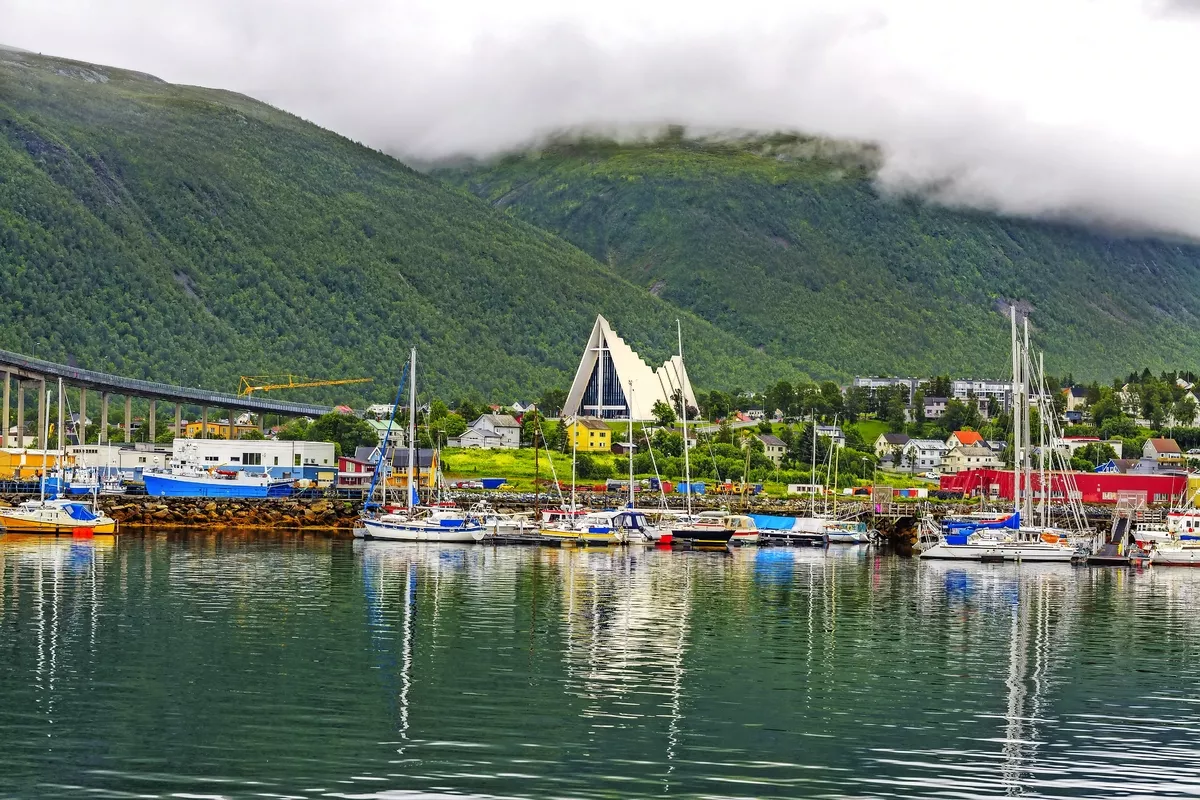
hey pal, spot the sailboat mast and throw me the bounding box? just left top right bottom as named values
left=1010, top=307, right=1021, bottom=520
left=628, top=380, right=635, bottom=510
left=810, top=411, right=817, bottom=518
left=677, top=320, right=692, bottom=517
left=533, top=416, right=540, bottom=518
left=406, top=347, right=416, bottom=512
left=571, top=416, right=577, bottom=512
left=1023, top=318, right=1033, bottom=523
left=1038, top=350, right=1047, bottom=528
left=39, top=385, right=51, bottom=502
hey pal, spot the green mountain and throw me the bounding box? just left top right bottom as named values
left=0, top=51, right=789, bottom=404
left=438, top=134, right=1200, bottom=381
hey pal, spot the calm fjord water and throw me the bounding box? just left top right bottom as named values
left=2, top=534, right=1200, bottom=799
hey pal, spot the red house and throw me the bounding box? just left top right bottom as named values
left=337, top=455, right=375, bottom=488
left=941, top=468, right=1187, bottom=505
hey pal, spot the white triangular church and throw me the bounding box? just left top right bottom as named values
left=563, top=316, right=697, bottom=421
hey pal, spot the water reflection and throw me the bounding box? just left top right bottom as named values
left=5, top=536, right=1200, bottom=798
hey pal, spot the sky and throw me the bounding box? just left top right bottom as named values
left=6, top=0, right=1200, bottom=239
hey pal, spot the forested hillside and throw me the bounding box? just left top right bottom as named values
left=439, top=135, right=1200, bottom=381
left=0, top=51, right=790, bottom=403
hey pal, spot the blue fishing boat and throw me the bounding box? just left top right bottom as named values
left=143, top=462, right=293, bottom=498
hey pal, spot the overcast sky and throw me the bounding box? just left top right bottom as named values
left=7, top=0, right=1200, bottom=239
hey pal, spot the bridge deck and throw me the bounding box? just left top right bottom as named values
left=0, top=349, right=333, bottom=417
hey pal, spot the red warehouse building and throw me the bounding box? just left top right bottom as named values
left=940, top=468, right=1188, bottom=505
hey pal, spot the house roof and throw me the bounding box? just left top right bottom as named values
left=392, top=449, right=437, bottom=469
left=816, top=425, right=843, bottom=435
left=907, top=439, right=949, bottom=450
left=759, top=434, right=786, bottom=448
left=571, top=417, right=611, bottom=431
left=948, top=445, right=996, bottom=457
left=354, top=445, right=381, bottom=463
left=1147, top=438, right=1182, bottom=454
left=879, top=433, right=910, bottom=445
left=474, top=414, right=520, bottom=429
left=951, top=430, right=984, bottom=446
left=924, top=396, right=948, bottom=403
left=1065, top=386, right=1088, bottom=397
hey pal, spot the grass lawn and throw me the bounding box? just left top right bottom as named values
left=849, top=419, right=889, bottom=444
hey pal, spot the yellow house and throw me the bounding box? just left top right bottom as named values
left=565, top=417, right=612, bottom=453
left=383, top=448, right=440, bottom=490
left=183, top=421, right=262, bottom=439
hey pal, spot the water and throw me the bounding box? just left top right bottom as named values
left=3, top=534, right=1200, bottom=799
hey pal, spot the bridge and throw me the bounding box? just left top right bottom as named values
left=0, top=348, right=333, bottom=448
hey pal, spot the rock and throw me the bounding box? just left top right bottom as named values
left=203, top=502, right=217, bottom=512
left=310, top=499, right=329, bottom=514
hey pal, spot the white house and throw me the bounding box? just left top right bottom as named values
left=364, top=418, right=405, bottom=449
left=815, top=425, right=846, bottom=448
left=449, top=414, right=522, bottom=450
left=901, top=439, right=950, bottom=471
left=923, top=396, right=948, bottom=419
left=941, top=445, right=1001, bottom=475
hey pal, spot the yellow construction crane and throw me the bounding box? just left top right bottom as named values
left=237, top=375, right=373, bottom=397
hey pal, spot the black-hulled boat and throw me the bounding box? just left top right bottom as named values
left=672, top=511, right=736, bottom=547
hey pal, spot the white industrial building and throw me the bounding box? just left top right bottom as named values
left=69, top=442, right=173, bottom=475
left=563, top=315, right=697, bottom=421
left=170, top=439, right=336, bottom=481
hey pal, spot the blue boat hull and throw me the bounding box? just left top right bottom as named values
left=143, top=474, right=293, bottom=499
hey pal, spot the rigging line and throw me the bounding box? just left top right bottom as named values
left=364, top=361, right=409, bottom=509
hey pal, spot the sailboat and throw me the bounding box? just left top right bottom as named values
left=538, top=416, right=622, bottom=545
left=359, top=348, right=483, bottom=543
left=669, top=321, right=735, bottom=548
left=0, top=380, right=117, bottom=535
left=920, top=310, right=1077, bottom=562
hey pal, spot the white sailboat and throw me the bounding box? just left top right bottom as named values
left=359, top=348, right=483, bottom=543
left=921, top=310, right=1077, bottom=562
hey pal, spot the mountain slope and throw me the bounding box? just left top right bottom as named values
left=438, top=136, right=1200, bottom=380
left=0, top=51, right=791, bottom=403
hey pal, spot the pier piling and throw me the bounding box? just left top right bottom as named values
left=2, top=371, right=9, bottom=448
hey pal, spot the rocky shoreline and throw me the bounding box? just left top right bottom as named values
left=0, top=495, right=363, bottom=533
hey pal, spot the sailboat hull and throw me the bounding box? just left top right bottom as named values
left=361, top=518, right=481, bottom=542
left=919, top=542, right=1074, bottom=562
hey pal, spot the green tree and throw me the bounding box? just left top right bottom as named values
left=651, top=400, right=677, bottom=428
left=239, top=429, right=266, bottom=440
left=305, top=412, right=377, bottom=457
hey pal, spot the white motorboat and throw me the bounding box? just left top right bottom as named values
left=824, top=519, right=871, bottom=544
left=1149, top=537, right=1200, bottom=567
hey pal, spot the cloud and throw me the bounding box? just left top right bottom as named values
left=7, top=0, right=1200, bottom=238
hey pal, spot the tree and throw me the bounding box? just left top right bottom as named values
left=1090, top=390, right=1126, bottom=430
left=766, top=380, right=795, bottom=420
left=305, top=412, right=378, bottom=457
left=912, top=389, right=926, bottom=423
left=428, top=399, right=449, bottom=423
left=239, top=428, right=266, bottom=440
left=538, top=388, right=567, bottom=418
left=757, top=419, right=774, bottom=435
left=278, top=419, right=311, bottom=441
left=651, top=400, right=677, bottom=428
left=455, top=398, right=481, bottom=423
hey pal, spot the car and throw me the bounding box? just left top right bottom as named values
left=923, top=471, right=940, bottom=480
left=1188, top=448, right=1200, bottom=455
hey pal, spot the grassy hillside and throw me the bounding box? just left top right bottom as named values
left=438, top=135, right=1200, bottom=381
left=0, top=52, right=792, bottom=403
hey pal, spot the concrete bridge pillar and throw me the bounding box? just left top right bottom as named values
left=99, top=392, right=109, bottom=444
left=227, top=410, right=234, bottom=440
left=1, top=371, right=9, bottom=448
left=201, top=406, right=209, bottom=439
left=148, top=399, right=156, bottom=444
left=124, top=396, right=132, bottom=443
left=174, top=403, right=182, bottom=439
left=37, top=379, right=46, bottom=447
left=78, top=388, right=87, bottom=445
left=16, top=381, right=25, bottom=448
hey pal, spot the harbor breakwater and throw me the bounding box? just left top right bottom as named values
left=0, top=495, right=361, bottom=532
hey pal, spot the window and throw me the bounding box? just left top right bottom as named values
left=274, top=456, right=279, bottom=466
left=243, top=453, right=262, bottom=466
left=205, top=456, right=219, bottom=462
left=294, top=454, right=301, bottom=467
left=138, top=457, right=147, bottom=464
left=230, top=456, right=240, bottom=462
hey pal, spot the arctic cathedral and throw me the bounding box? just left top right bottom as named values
left=562, top=316, right=697, bottom=421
